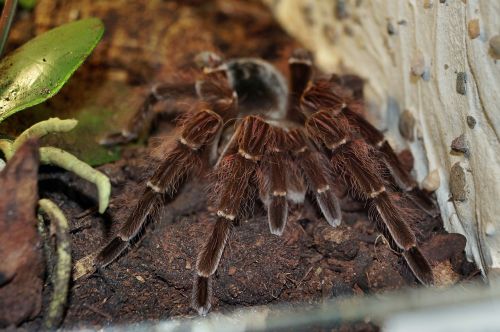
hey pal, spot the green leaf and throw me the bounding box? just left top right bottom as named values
left=19, top=0, right=36, bottom=10
left=0, top=18, right=104, bottom=123
left=0, top=77, right=144, bottom=166
left=0, top=0, right=36, bottom=10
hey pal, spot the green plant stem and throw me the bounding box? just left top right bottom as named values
left=37, top=210, right=54, bottom=279
left=1, top=118, right=111, bottom=213
left=12, top=117, right=78, bottom=151
left=0, top=0, right=17, bottom=57
left=38, top=199, right=71, bottom=330
left=40, top=146, right=110, bottom=213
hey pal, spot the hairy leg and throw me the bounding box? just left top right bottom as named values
left=100, top=82, right=196, bottom=146
left=193, top=116, right=270, bottom=314
left=306, top=109, right=433, bottom=285
left=302, top=79, right=437, bottom=216
left=96, top=108, right=223, bottom=267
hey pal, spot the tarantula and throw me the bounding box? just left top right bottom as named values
left=96, top=49, right=436, bottom=315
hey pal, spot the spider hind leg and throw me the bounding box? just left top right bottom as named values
left=193, top=275, right=212, bottom=316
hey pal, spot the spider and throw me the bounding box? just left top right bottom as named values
left=96, top=49, right=436, bottom=315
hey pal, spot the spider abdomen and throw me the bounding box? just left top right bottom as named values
left=226, top=58, right=288, bottom=119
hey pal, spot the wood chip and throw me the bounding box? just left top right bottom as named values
left=422, top=169, right=440, bottom=192
left=467, top=19, right=480, bottom=39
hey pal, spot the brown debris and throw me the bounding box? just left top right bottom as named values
left=335, top=0, right=349, bottom=20
left=421, top=169, right=440, bottom=192
left=450, top=134, right=469, bottom=156
left=399, top=110, right=416, bottom=141
left=0, top=140, right=45, bottom=327
left=456, top=72, right=467, bottom=95
left=421, top=233, right=468, bottom=286
left=410, top=50, right=427, bottom=78
left=387, top=21, right=396, bottom=35
left=397, top=149, right=414, bottom=173
left=467, top=19, right=480, bottom=39
left=466, top=115, right=476, bottom=129
left=489, top=35, right=500, bottom=59
left=421, top=233, right=466, bottom=264
left=450, top=162, right=467, bottom=202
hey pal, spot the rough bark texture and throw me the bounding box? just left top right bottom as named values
left=264, top=0, right=500, bottom=276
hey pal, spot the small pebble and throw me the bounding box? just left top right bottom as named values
left=323, top=24, right=338, bottom=44
left=489, top=35, right=500, bottom=58
left=135, top=275, right=145, bottom=283
left=422, top=169, right=440, bottom=192
left=68, top=9, right=81, bottom=20
left=450, top=134, right=469, bottom=156
left=450, top=162, right=467, bottom=202
left=467, top=19, right=480, bottom=39
left=387, top=21, right=396, bottom=35
left=300, top=4, right=315, bottom=26
left=228, top=284, right=239, bottom=298
left=466, top=115, right=476, bottom=129
left=456, top=72, right=467, bottom=95
left=485, top=222, right=496, bottom=236
left=343, top=24, right=354, bottom=37
left=335, top=0, right=348, bottom=19
left=399, top=110, right=416, bottom=141
left=416, top=125, right=424, bottom=140
left=228, top=266, right=237, bottom=275
left=398, top=149, right=414, bottom=172
left=411, top=50, right=427, bottom=77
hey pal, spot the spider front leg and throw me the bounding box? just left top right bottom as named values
left=256, top=126, right=342, bottom=235
left=100, top=82, right=197, bottom=146
left=256, top=128, right=290, bottom=235
left=96, top=108, right=223, bottom=267
left=306, top=110, right=433, bottom=285
left=286, top=128, right=342, bottom=227
left=193, top=116, right=270, bottom=315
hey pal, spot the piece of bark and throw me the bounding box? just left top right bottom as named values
left=264, top=0, right=500, bottom=278
left=0, top=139, right=45, bottom=327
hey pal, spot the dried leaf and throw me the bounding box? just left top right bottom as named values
left=0, top=139, right=45, bottom=327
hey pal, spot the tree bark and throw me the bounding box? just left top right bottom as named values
left=264, top=0, right=500, bottom=277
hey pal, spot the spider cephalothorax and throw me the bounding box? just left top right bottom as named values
left=96, top=49, right=436, bottom=315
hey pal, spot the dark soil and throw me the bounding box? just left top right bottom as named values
left=1, top=1, right=479, bottom=331
left=16, top=136, right=475, bottom=331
